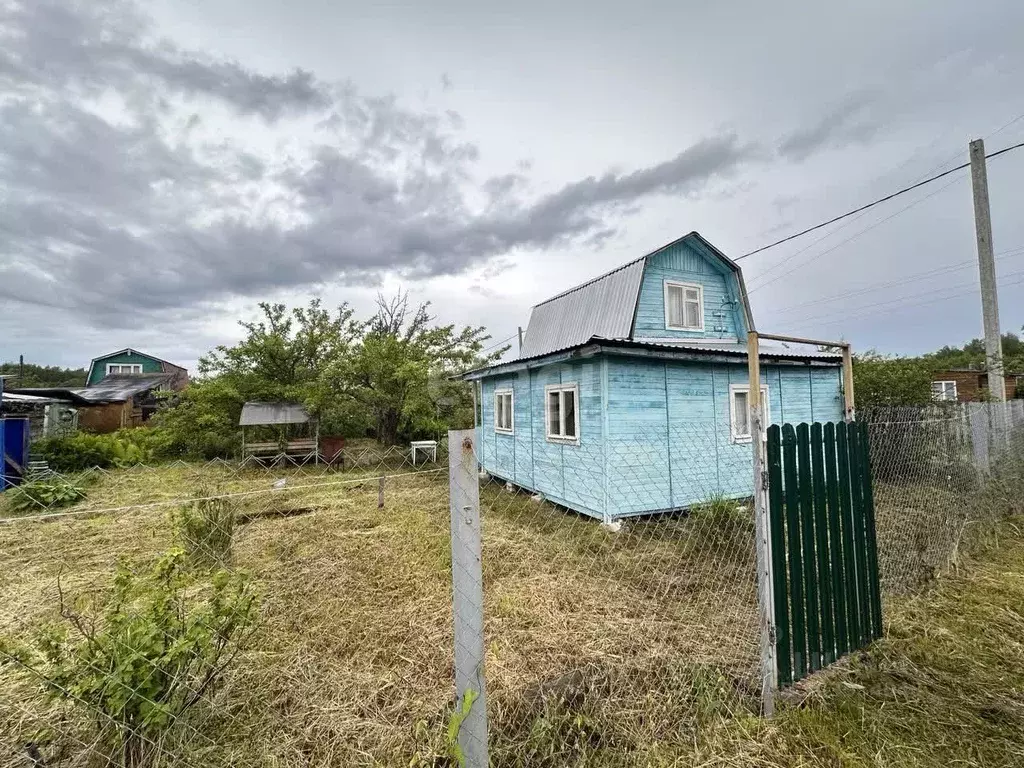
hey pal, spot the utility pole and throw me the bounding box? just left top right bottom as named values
left=517, top=327, right=524, bottom=355
left=970, top=138, right=1006, bottom=401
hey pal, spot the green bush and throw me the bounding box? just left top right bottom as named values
left=32, top=430, right=159, bottom=472
left=0, top=550, right=257, bottom=768
left=3, top=476, right=86, bottom=516
left=172, top=494, right=237, bottom=568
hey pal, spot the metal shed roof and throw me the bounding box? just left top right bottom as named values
left=8, top=374, right=174, bottom=404
left=239, top=402, right=311, bottom=426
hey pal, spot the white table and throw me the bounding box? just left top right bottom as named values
left=410, top=440, right=438, bottom=466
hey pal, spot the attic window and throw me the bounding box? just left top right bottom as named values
left=495, top=389, right=514, bottom=434
left=664, top=281, right=704, bottom=331
left=107, top=364, right=143, bottom=375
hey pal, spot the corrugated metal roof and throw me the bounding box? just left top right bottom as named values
left=520, top=259, right=645, bottom=358
left=8, top=374, right=173, bottom=404
left=603, top=338, right=843, bottom=361
left=239, top=401, right=311, bottom=426
left=1, top=392, right=71, bottom=404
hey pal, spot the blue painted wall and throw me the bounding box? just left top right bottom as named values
left=632, top=238, right=747, bottom=341
left=476, top=354, right=843, bottom=519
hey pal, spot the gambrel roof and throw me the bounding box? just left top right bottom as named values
left=519, top=232, right=754, bottom=359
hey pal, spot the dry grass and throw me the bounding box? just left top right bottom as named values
left=0, top=464, right=760, bottom=767
left=3, top=456, right=1024, bottom=767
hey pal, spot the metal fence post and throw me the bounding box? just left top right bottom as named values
left=747, top=331, right=777, bottom=715
left=448, top=429, right=489, bottom=766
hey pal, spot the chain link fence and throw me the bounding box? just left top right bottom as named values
left=0, top=443, right=463, bottom=768
left=2, top=403, right=1024, bottom=766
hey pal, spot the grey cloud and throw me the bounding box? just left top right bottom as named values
left=777, top=91, right=880, bottom=161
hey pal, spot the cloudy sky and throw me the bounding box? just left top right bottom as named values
left=3, top=0, right=1024, bottom=371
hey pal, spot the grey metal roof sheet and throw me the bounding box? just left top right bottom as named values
left=239, top=401, right=311, bottom=426
left=520, top=259, right=645, bottom=358
left=602, top=338, right=842, bottom=360
left=7, top=374, right=174, bottom=403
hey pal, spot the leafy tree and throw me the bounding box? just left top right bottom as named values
left=925, top=329, right=1024, bottom=372
left=853, top=351, right=936, bottom=408
left=317, top=292, right=505, bottom=444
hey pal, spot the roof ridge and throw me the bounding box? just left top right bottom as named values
left=532, top=254, right=647, bottom=308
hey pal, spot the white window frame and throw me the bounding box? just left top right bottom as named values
left=729, top=384, right=770, bottom=444
left=494, top=389, right=514, bottom=434
left=106, top=363, right=143, bottom=375
left=932, top=380, right=957, bottom=402
left=664, top=280, right=705, bottom=332
left=544, top=383, right=580, bottom=444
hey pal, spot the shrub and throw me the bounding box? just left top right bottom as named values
left=172, top=494, right=237, bottom=568
left=3, top=476, right=86, bottom=516
left=0, top=550, right=257, bottom=768
left=32, top=431, right=157, bottom=472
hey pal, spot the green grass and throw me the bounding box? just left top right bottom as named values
left=1, top=460, right=1023, bottom=766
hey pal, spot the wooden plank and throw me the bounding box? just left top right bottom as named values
left=836, top=422, right=861, bottom=649
left=796, top=423, right=821, bottom=672
left=810, top=422, right=835, bottom=665
left=781, top=424, right=806, bottom=680
left=766, top=424, right=791, bottom=686
left=824, top=422, right=849, bottom=657
left=848, top=422, right=871, bottom=648
left=859, top=421, right=884, bottom=640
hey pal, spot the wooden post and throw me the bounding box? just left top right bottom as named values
left=748, top=331, right=777, bottom=716
left=448, top=429, right=489, bottom=766
left=842, top=344, right=855, bottom=422
left=378, top=476, right=385, bottom=509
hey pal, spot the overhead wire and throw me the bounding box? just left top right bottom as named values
left=735, top=139, right=1024, bottom=262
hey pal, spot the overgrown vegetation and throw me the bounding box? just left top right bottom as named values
left=2, top=475, right=87, bottom=515
left=0, top=550, right=257, bottom=768
left=32, top=429, right=165, bottom=471
left=172, top=494, right=237, bottom=568
left=0, top=361, right=87, bottom=388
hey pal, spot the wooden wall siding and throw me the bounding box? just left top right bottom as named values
left=606, top=358, right=672, bottom=515
left=475, top=354, right=844, bottom=519
left=632, top=239, right=745, bottom=340
left=87, top=352, right=165, bottom=386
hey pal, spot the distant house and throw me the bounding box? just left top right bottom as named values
left=9, top=349, right=188, bottom=433
left=932, top=368, right=1024, bottom=402
left=461, top=231, right=846, bottom=522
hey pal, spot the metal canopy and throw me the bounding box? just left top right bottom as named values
left=239, top=401, right=311, bottom=426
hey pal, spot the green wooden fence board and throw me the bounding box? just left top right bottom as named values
left=823, top=422, right=849, bottom=657
left=848, top=423, right=871, bottom=647
left=766, top=425, right=792, bottom=685
left=796, top=423, right=821, bottom=673
left=836, top=422, right=861, bottom=648
left=810, top=422, right=835, bottom=665
left=859, top=421, right=884, bottom=639
left=782, top=423, right=806, bottom=680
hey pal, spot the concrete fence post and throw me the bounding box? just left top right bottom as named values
left=448, top=429, right=489, bottom=766
left=969, top=403, right=990, bottom=474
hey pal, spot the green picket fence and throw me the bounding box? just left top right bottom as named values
left=766, top=420, right=883, bottom=686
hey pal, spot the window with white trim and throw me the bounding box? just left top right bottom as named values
left=107, top=363, right=143, bottom=375
left=730, top=384, right=769, bottom=443
left=931, top=380, right=957, bottom=402
left=664, top=280, right=704, bottom=331
left=545, top=384, right=579, bottom=442
left=494, top=389, right=514, bottom=434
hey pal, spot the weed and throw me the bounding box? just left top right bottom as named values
left=172, top=493, right=236, bottom=568
left=3, top=476, right=86, bottom=516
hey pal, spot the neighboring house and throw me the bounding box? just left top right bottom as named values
left=9, top=349, right=188, bottom=433
left=86, top=348, right=188, bottom=389
left=931, top=368, right=1024, bottom=403
left=461, top=231, right=845, bottom=521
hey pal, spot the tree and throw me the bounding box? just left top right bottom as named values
left=926, top=329, right=1024, bottom=372
left=330, top=292, right=505, bottom=444
left=0, top=361, right=87, bottom=388
left=853, top=351, right=935, bottom=408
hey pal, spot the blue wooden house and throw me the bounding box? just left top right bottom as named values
left=461, top=232, right=845, bottom=521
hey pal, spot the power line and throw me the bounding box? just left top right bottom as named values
left=736, top=139, right=1024, bottom=262
left=747, top=173, right=965, bottom=294
left=768, top=246, right=1024, bottom=318
left=478, top=333, right=517, bottom=355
